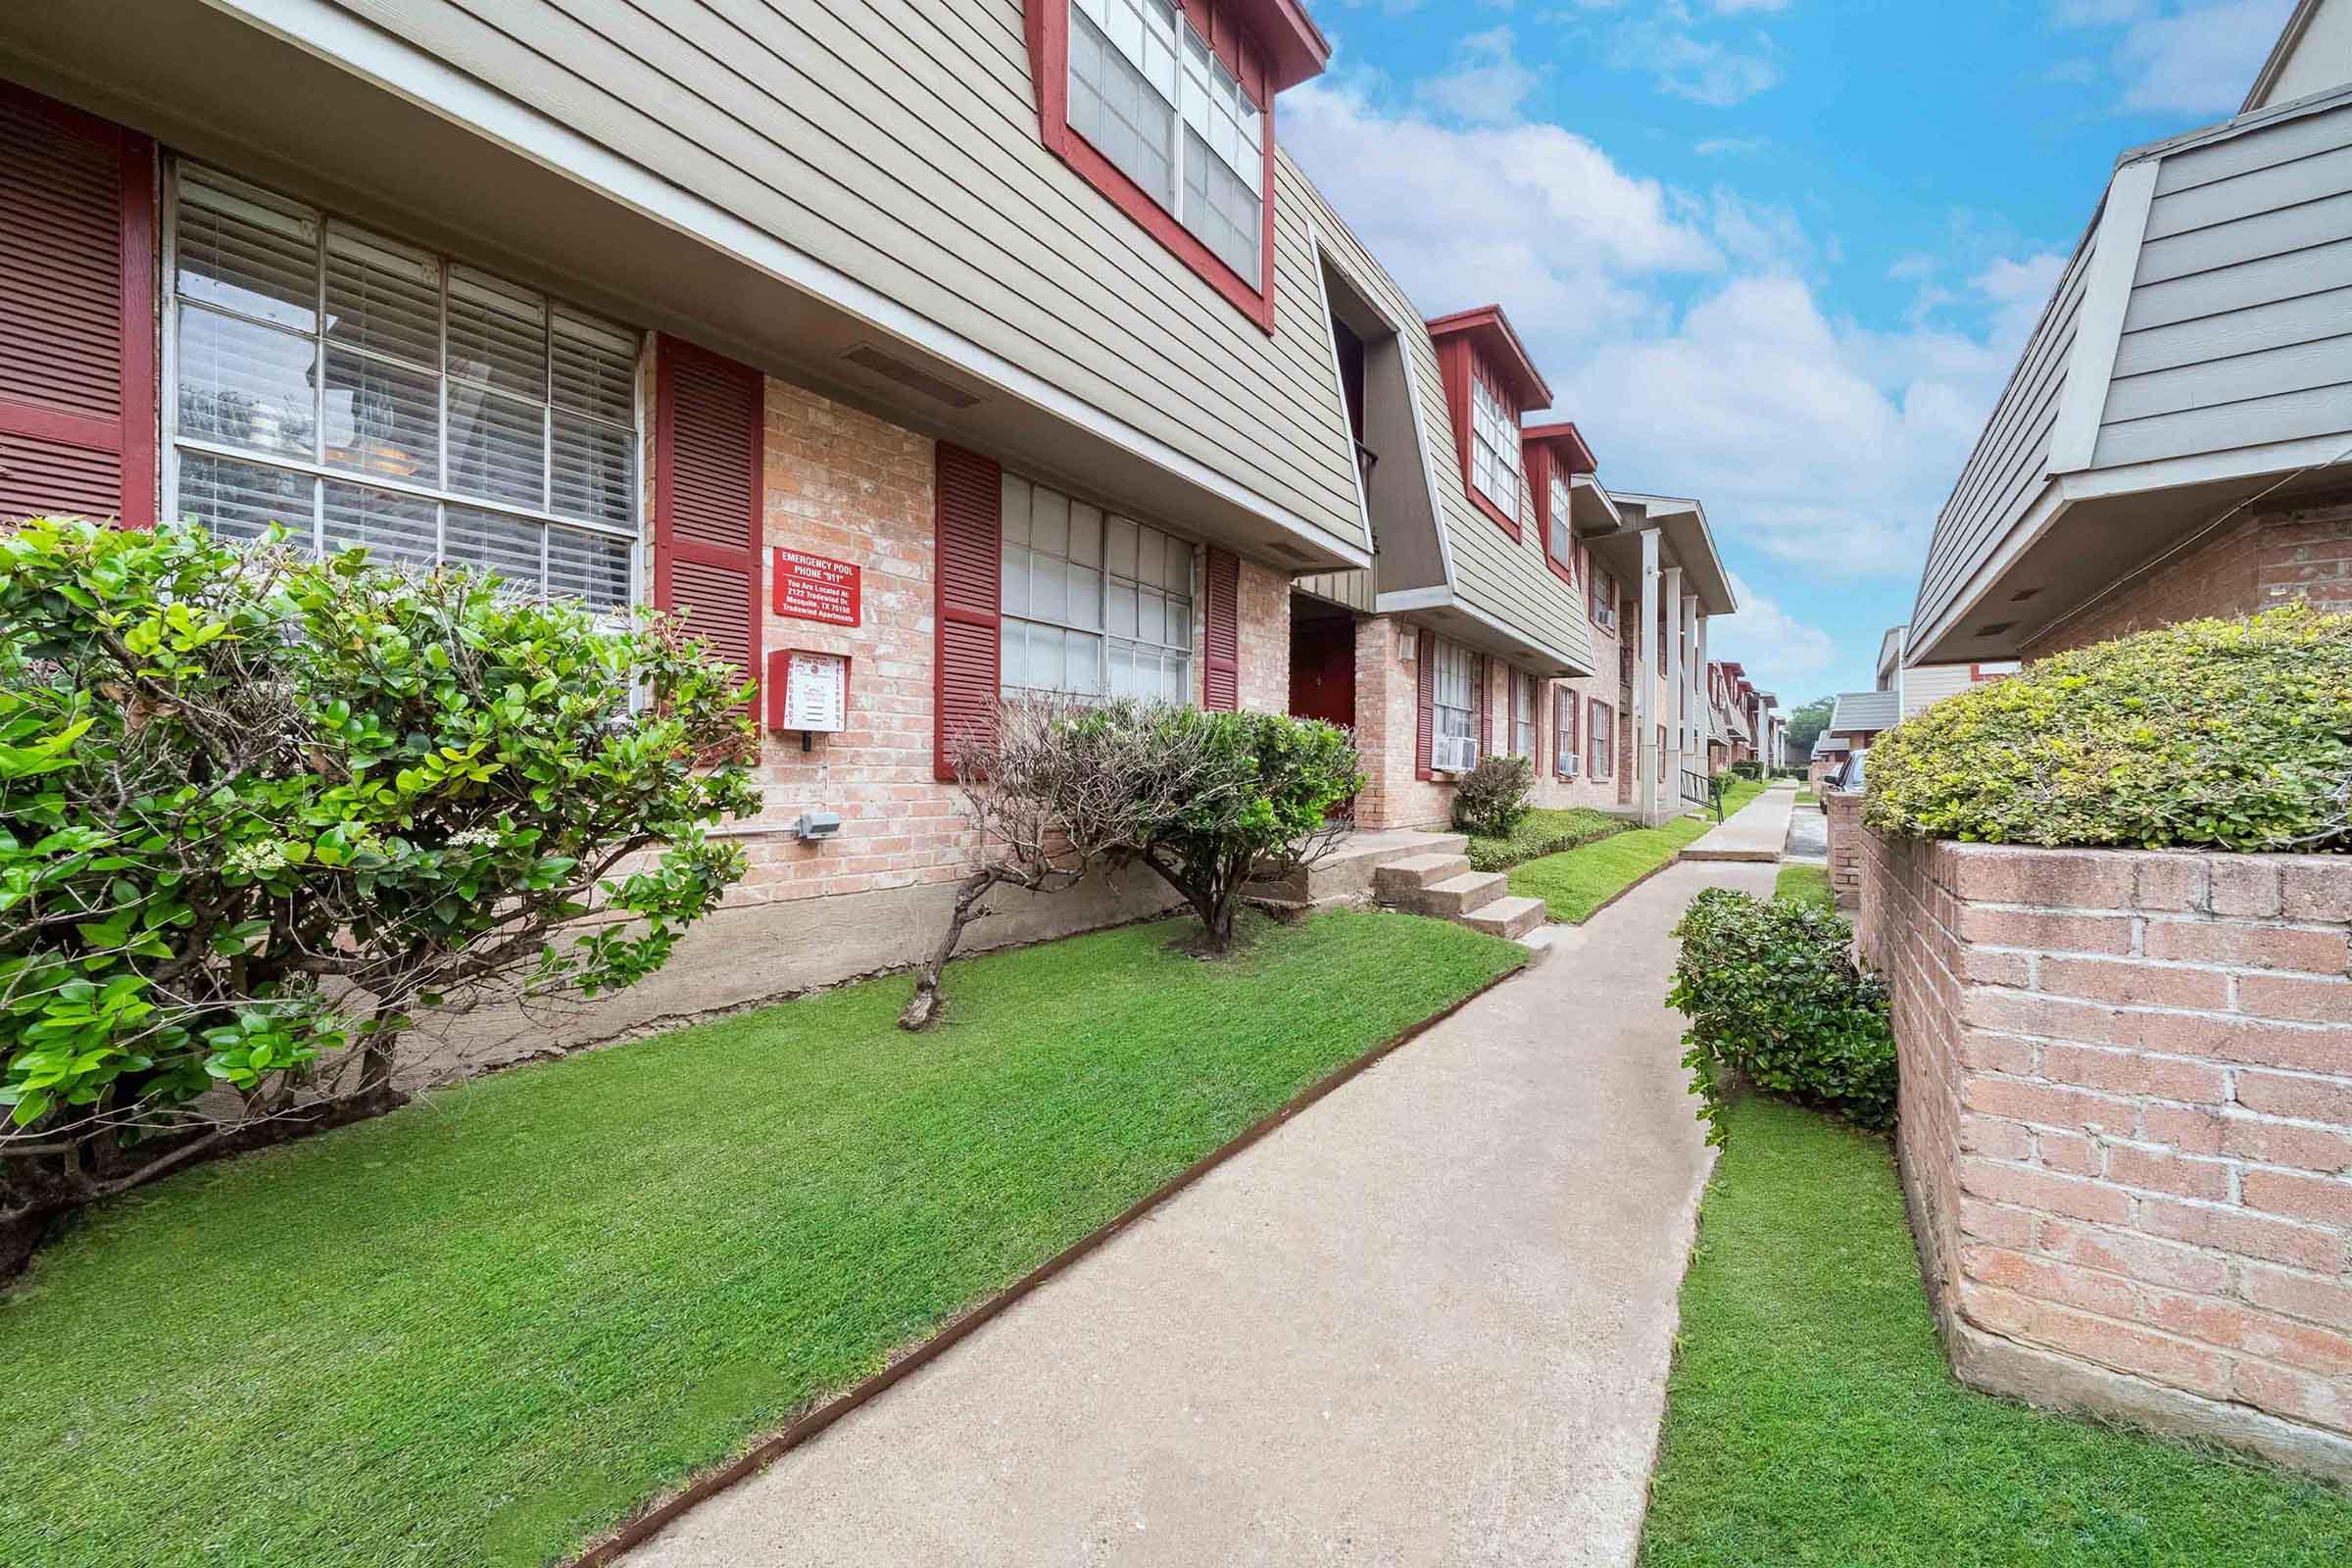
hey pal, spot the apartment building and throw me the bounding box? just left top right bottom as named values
left=0, top=0, right=1734, bottom=1034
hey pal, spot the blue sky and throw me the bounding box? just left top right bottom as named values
left=1281, top=0, right=2299, bottom=707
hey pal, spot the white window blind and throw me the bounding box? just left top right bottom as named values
left=1513, top=670, right=1538, bottom=760
left=1548, top=473, right=1574, bottom=567
left=1069, top=0, right=1263, bottom=288
left=1469, top=369, right=1519, bottom=516
left=167, top=165, right=638, bottom=611
left=1591, top=701, right=1613, bottom=778
left=1001, top=472, right=1195, bottom=703
left=1434, top=638, right=1475, bottom=756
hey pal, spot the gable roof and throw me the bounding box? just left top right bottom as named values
left=1828, top=689, right=1900, bottom=734
left=1425, top=305, right=1552, bottom=409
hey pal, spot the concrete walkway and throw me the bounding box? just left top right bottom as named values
left=626, top=858, right=1782, bottom=1568
left=1679, top=780, right=1798, bottom=863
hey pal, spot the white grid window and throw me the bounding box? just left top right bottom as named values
left=1591, top=564, right=1618, bottom=632
left=1001, top=473, right=1195, bottom=703
left=1469, top=368, right=1519, bottom=517
left=1554, top=686, right=1578, bottom=776
left=1591, top=701, right=1613, bottom=779
left=1548, top=472, right=1575, bottom=570
left=1434, top=638, right=1475, bottom=760
left=166, top=165, right=638, bottom=610
left=1069, top=0, right=1263, bottom=288
left=1512, top=670, right=1538, bottom=760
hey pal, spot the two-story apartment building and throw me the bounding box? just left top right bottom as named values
left=0, top=0, right=1737, bottom=1043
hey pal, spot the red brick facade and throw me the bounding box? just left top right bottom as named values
left=2023, top=488, right=2352, bottom=659
left=1859, top=832, right=2352, bottom=1482
left=1823, top=788, right=1863, bottom=909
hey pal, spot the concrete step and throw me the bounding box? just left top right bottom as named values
left=1372, top=853, right=1472, bottom=905
left=1463, top=895, right=1546, bottom=941
left=1418, top=871, right=1507, bottom=918
left=1247, top=828, right=1470, bottom=906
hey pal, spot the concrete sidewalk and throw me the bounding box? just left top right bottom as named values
left=1679, top=781, right=1797, bottom=863
left=626, top=858, right=1780, bottom=1568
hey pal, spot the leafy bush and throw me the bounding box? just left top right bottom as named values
left=1, top=518, right=756, bottom=1267
left=1728, top=760, right=1763, bottom=781
left=1129, top=707, right=1364, bottom=953
left=1463, top=808, right=1626, bottom=872
left=1667, top=888, right=1893, bottom=1143
left=1868, top=604, right=2352, bottom=850
left=1451, top=753, right=1534, bottom=838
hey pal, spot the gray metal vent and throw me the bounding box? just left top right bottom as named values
left=840, top=343, right=980, bottom=408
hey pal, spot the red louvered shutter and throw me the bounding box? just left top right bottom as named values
left=654, top=335, right=763, bottom=711
left=0, top=85, right=155, bottom=526
left=934, top=442, right=1002, bottom=781
left=1202, top=546, right=1240, bottom=710
left=1414, top=629, right=1435, bottom=781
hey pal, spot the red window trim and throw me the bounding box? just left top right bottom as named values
left=1435, top=337, right=1521, bottom=539
left=1427, top=308, right=1550, bottom=545
left=1025, top=0, right=1278, bottom=334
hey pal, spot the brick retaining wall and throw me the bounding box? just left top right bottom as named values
left=1823, top=789, right=1863, bottom=909
left=1859, top=829, right=2352, bottom=1481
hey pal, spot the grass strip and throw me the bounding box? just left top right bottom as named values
left=1506, top=778, right=1768, bottom=923
left=1640, top=1098, right=2352, bottom=1567
left=1774, top=861, right=1835, bottom=910
left=0, top=909, right=1523, bottom=1568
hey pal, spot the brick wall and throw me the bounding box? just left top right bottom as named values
left=1349, top=616, right=1447, bottom=830
left=1823, top=789, right=1863, bottom=909
left=2024, top=487, right=2352, bottom=659
left=1859, top=831, right=2352, bottom=1482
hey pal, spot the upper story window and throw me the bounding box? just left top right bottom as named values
left=1035, top=0, right=1329, bottom=331
left=1546, top=471, right=1575, bottom=572
left=1001, top=470, right=1196, bottom=703
left=167, top=165, right=638, bottom=610
left=1427, top=306, right=1549, bottom=540
left=1468, top=367, right=1520, bottom=518
left=1590, top=562, right=1618, bottom=632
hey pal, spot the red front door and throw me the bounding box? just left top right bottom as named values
left=1290, top=613, right=1355, bottom=730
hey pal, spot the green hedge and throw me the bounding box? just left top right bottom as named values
left=1867, top=604, right=2352, bottom=851
left=1463, top=807, right=1626, bottom=872
left=1667, top=889, right=1894, bottom=1143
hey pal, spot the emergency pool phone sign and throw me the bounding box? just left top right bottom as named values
left=766, top=648, right=849, bottom=734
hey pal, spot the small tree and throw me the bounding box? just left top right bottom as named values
left=1, top=518, right=757, bottom=1270
left=1131, top=709, right=1364, bottom=955
left=899, top=697, right=1228, bottom=1030
left=1451, top=753, right=1534, bottom=838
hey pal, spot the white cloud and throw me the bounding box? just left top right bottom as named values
left=1706, top=0, right=1791, bottom=11
left=1693, top=135, right=1767, bottom=157
left=1606, top=9, right=1783, bottom=105
left=1284, top=83, right=2071, bottom=584
left=1416, top=26, right=1542, bottom=124
left=1712, top=573, right=1839, bottom=697
left=2052, top=0, right=2297, bottom=117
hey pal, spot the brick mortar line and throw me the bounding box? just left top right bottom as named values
left=1970, top=1241, right=2352, bottom=1342
left=1964, top=1148, right=2351, bottom=1203
left=1961, top=996, right=2347, bottom=1034
left=1966, top=1049, right=2350, bottom=1092
left=1961, top=1279, right=2351, bottom=1397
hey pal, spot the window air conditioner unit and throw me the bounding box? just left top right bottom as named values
left=1434, top=735, right=1477, bottom=773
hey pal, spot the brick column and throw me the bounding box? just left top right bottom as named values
left=1824, top=789, right=1864, bottom=911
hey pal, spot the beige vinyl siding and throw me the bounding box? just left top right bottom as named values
left=1298, top=567, right=1377, bottom=611
left=1900, top=662, right=1986, bottom=719
left=1911, top=233, right=2093, bottom=637
left=2095, top=99, right=2352, bottom=468
left=1286, top=167, right=1594, bottom=670
left=328, top=0, right=1365, bottom=556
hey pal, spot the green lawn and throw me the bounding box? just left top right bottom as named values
left=1774, top=861, right=1835, bottom=910
left=0, top=909, right=1523, bottom=1568
left=1462, top=805, right=1626, bottom=871
left=1795, top=788, right=1818, bottom=806
left=1641, top=1098, right=2352, bottom=1567
left=1506, top=778, right=1768, bottom=923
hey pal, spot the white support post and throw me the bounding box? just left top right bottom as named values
left=1637, top=528, right=1660, bottom=824
left=1663, top=564, right=1685, bottom=819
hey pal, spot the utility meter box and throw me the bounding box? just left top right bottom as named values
left=766, top=648, right=850, bottom=734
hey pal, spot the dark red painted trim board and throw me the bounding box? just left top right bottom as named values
left=564, top=956, right=1533, bottom=1568
left=1024, top=0, right=1278, bottom=334
left=652, top=335, right=765, bottom=712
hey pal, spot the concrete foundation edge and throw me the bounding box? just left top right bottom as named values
left=1897, top=1138, right=2352, bottom=1488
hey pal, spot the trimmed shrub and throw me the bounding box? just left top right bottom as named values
left=1, top=518, right=756, bottom=1267
left=1463, top=808, right=1626, bottom=872
left=1867, top=605, right=2352, bottom=851
left=1451, top=753, right=1534, bottom=838
left=1728, top=760, right=1763, bottom=781
left=1667, top=888, right=1894, bottom=1143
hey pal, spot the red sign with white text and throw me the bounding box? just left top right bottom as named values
left=771, top=548, right=861, bottom=627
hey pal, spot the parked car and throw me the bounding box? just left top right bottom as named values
left=1829, top=747, right=1868, bottom=794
